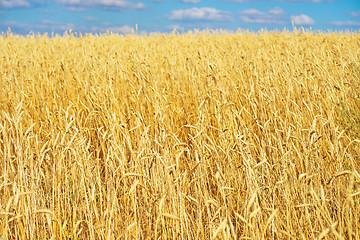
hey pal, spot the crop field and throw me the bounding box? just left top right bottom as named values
left=0, top=30, right=360, bottom=239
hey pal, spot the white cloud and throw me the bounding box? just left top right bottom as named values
left=0, top=0, right=30, bottom=8
left=104, top=25, right=134, bottom=34
left=291, top=14, right=315, bottom=25
left=85, top=16, right=99, bottom=21
left=167, top=24, right=185, bottom=32
left=90, top=25, right=141, bottom=34
left=1, top=21, right=29, bottom=30
left=238, top=7, right=286, bottom=24
left=183, top=0, right=201, bottom=3
left=1, top=19, right=141, bottom=37
left=1, top=20, right=142, bottom=35
left=38, top=20, right=75, bottom=31
left=1, top=20, right=75, bottom=34
left=64, top=6, right=86, bottom=11
left=55, top=0, right=146, bottom=10
left=351, top=11, right=360, bottom=17
left=168, top=7, right=233, bottom=21
left=268, top=7, right=284, bottom=15
left=329, top=21, right=360, bottom=27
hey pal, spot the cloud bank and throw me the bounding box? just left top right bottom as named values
left=238, top=7, right=286, bottom=24
left=168, top=7, right=233, bottom=21
left=330, top=21, right=360, bottom=27
left=291, top=14, right=315, bottom=25
left=183, top=0, right=201, bottom=3
left=54, top=0, right=146, bottom=10
left=0, top=0, right=30, bottom=8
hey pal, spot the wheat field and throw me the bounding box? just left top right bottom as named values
left=0, top=30, right=360, bottom=239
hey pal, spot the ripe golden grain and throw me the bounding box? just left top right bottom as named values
left=0, top=30, right=360, bottom=239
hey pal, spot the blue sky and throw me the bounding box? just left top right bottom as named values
left=0, top=0, right=359, bottom=35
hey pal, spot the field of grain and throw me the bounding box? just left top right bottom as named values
left=0, top=30, right=360, bottom=239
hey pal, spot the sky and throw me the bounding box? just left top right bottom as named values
left=0, top=0, right=359, bottom=35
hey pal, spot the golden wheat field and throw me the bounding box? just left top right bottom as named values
left=0, top=30, right=360, bottom=239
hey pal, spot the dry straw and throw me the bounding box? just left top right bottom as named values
left=0, top=30, right=359, bottom=239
